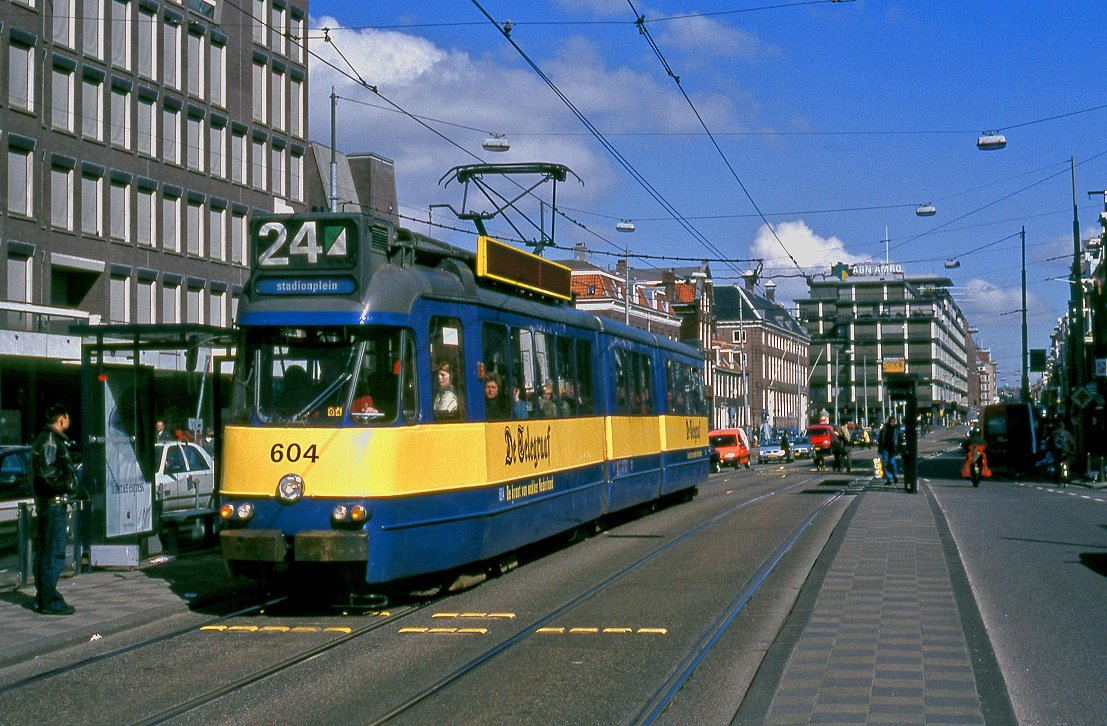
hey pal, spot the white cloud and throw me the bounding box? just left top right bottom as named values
left=748, top=220, right=863, bottom=303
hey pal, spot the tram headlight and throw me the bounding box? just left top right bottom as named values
left=220, top=502, right=255, bottom=521
left=277, top=473, right=305, bottom=503
left=331, top=503, right=371, bottom=524
left=236, top=503, right=255, bottom=520
left=219, top=503, right=235, bottom=520
left=332, top=504, right=348, bottom=521
left=349, top=504, right=368, bottom=522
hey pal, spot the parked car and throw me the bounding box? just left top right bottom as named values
left=0, top=446, right=33, bottom=553
left=758, top=439, right=794, bottom=465
left=154, top=441, right=216, bottom=539
left=790, top=436, right=813, bottom=459
left=708, top=428, right=751, bottom=470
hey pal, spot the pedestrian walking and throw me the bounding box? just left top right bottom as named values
left=834, top=423, right=852, bottom=473
left=31, top=403, right=79, bottom=615
left=878, top=415, right=903, bottom=486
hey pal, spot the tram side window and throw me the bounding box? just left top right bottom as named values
left=614, top=348, right=632, bottom=416
left=637, top=353, right=653, bottom=415
left=686, top=364, right=705, bottom=416
left=533, top=331, right=558, bottom=419
left=430, top=317, right=465, bottom=421
left=481, top=323, right=510, bottom=421
left=510, top=328, right=536, bottom=419
left=666, top=360, right=681, bottom=415
left=554, top=336, right=578, bottom=417
left=575, top=338, right=594, bottom=415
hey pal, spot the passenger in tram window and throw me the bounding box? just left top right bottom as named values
left=511, top=385, right=529, bottom=419
left=279, top=365, right=309, bottom=414
left=537, top=382, right=558, bottom=418
left=432, top=361, right=459, bottom=418
left=557, top=379, right=577, bottom=417
left=484, top=372, right=509, bottom=420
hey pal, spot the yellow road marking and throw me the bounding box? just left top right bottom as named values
left=227, top=625, right=259, bottom=632
left=258, top=626, right=290, bottom=633
left=637, top=628, right=668, bottom=635
left=324, top=626, right=352, bottom=634
left=536, top=627, right=565, bottom=634
left=200, top=625, right=227, bottom=632
left=569, top=627, right=599, bottom=634
left=602, top=627, right=633, bottom=634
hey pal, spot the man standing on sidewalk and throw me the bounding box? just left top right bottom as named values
left=31, top=403, right=78, bottom=616
left=878, top=415, right=903, bottom=486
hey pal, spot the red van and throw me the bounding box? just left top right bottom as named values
left=708, top=428, right=751, bottom=472
left=805, top=425, right=834, bottom=455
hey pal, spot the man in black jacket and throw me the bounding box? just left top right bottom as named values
left=32, top=403, right=78, bottom=615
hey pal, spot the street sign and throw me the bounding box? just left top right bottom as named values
left=1097, top=358, right=1107, bottom=378
left=1072, top=387, right=1093, bottom=408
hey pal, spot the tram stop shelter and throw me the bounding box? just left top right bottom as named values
left=69, top=323, right=235, bottom=568
left=884, top=366, right=920, bottom=494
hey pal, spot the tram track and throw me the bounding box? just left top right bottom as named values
left=367, top=472, right=847, bottom=724
left=0, top=470, right=853, bottom=725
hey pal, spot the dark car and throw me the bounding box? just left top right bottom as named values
left=0, top=446, right=34, bottom=552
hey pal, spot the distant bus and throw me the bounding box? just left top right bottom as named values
left=981, top=403, right=1040, bottom=475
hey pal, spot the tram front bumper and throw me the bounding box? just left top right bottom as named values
left=220, top=529, right=368, bottom=562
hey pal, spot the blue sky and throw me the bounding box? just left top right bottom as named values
left=304, top=1, right=1107, bottom=385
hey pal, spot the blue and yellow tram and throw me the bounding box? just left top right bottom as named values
left=218, top=212, right=708, bottom=590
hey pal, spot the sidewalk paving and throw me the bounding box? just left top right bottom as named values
left=0, top=549, right=256, bottom=670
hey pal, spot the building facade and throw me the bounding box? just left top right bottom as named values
left=0, top=0, right=309, bottom=441
left=713, top=274, right=810, bottom=434
left=796, top=262, right=972, bottom=429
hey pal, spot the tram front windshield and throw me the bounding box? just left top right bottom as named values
left=231, top=326, right=409, bottom=425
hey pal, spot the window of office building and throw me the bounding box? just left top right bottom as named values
left=270, top=3, right=286, bottom=55
left=209, top=289, right=227, bottom=327
left=251, top=137, right=267, bottom=191
left=51, top=165, right=75, bottom=231
left=252, top=60, right=267, bottom=122
left=51, top=65, right=76, bottom=132
left=186, top=286, right=204, bottom=324
left=231, top=211, right=247, bottom=265
left=187, top=31, right=205, bottom=99
left=163, top=104, right=181, bottom=164
left=111, top=0, right=132, bottom=70
left=110, top=84, right=132, bottom=149
left=163, top=16, right=181, bottom=90
left=209, top=122, right=226, bottom=178
left=137, top=6, right=157, bottom=80
left=162, top=281, right=181, bottom=323
left=53, top=0, right=75, bottom=47
left=82, top=75, right=104, bottom=141
left=187, top=198, right=204, bottom=256
left=110, top=274, right=131, bottom=323
left=137, top=279, right=156, bottom=323
left=162, top=194, right=181, bottom=252
left=210, top=41, right=226, bottom=107
left=290, top=150, right=304, bottom=202
left=81, top=172, right=104, bottom=237
left=271, top=145, right=285, bottom=197
left=137, top=95, right=156, bottom=156
left=9, top=42, right=34, bottom=112
left=137, top=187, right=156, bottom=246
left=84, top=0, right=105, bottom=60
left=289, top=77, right=303, bottom=137
left=209, top=207, right=226, bottom=261
left=186, top=114, right=205, bottom=171
left=7, top=256, right=32, bottom=304
left=252, top=0, right=266, bottom=45
left=230, top=130, right=247, bottom=184
left=271, top=70, right=285, bottom=130
left=110, top=179, right=130, bottom=242
left=7, top=147, right=34, bottom=217
left=290, top=12, right=305, bottom=63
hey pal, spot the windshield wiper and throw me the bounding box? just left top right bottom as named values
left=290, top=372, right=352, bottom=421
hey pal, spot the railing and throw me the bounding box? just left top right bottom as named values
left=0, top=500, right=85, bottom=591
left=0, top=298, right=97, bottom=335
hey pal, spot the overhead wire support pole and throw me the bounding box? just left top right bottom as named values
left=1021, top=226, right=1029, bottom=403
left=329, top=86, right=338, bottom=212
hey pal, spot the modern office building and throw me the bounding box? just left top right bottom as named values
left=0, top=0, right=309, bottom=441
left=796, top=261, right=972, bottom=428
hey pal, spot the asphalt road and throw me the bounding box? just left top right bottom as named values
left=927, top=449, right=1107, bottom=726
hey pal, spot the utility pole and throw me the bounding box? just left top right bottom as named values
left=1021, top=226, right=1030, bottom=403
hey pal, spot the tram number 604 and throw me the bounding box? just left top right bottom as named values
left=270, top=443, right=319, bottom=463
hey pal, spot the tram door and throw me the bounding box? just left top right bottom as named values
left=885, top=372, right=919, bottom=494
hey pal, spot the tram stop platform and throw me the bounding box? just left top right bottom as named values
left=0, top=550, right=257, bottom=670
